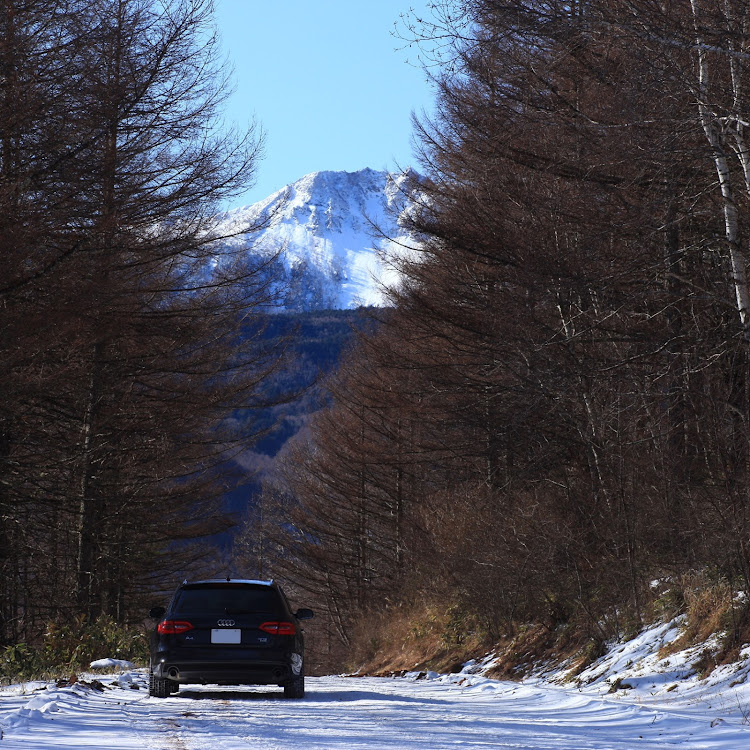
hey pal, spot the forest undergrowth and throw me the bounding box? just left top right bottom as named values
left=345, top=573, right=750, bottom=684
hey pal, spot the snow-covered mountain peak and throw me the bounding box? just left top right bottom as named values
left=217, top=168, right=421, bottom=311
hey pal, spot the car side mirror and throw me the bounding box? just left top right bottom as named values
left=149, top=605, right=166, bottom=619
left=295, top=608, right=314, bottom=621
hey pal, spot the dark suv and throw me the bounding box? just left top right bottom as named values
left=148, top=579, right=313, bottom=699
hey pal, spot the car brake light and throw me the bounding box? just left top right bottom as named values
left=259, top=621, right=296, bottom=636
left=158, top=620, right=194, bottom=634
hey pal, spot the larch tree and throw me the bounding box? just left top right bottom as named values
left=269, top=0, right=750, bottom=664
left=0, top=0, right=276, bottom=641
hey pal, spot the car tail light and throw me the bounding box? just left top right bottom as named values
left=158, top=620, right=194, bottom=634
left=259, top=621, right=296, bottom=636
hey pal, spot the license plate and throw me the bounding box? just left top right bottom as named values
left=211, top=628, right=241, bottom=644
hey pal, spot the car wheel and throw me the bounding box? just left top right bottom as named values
left=149, top=671, right=174, bottom=698
left=283, top=672, right=305, bottom=699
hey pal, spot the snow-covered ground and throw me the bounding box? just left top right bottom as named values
left=2, top=619, right=750, bottom=749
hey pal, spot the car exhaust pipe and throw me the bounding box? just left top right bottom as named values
left=167, top=667, right=180, bottom=680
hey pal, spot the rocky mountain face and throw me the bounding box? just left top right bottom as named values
left=209, top=169, right=422, bottom=542
left=216, top=167, right=421, bottom=311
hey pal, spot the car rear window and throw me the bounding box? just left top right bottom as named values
left=171, top=585, right=281, bottom=615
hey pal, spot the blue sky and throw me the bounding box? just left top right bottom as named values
left=214, top=0, right=436, bottom=207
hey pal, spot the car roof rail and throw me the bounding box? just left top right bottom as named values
left=183, top=578, right=275, bottom=586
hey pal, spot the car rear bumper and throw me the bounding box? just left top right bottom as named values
left=152, top=659, right=293, bottom=685
left=151, top=646, right=296, bottom=685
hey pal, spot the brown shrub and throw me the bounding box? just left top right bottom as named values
left=347, top=601, right=493, bottom=675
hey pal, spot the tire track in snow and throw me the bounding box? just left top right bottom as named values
left=157, top=717, right=189, bottom=750
left=3, top=671, right=750, bottom=748
left=126, top=690, right=286, bottom=750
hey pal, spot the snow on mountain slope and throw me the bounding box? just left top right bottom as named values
left=216, top=168, right=421, bottom=311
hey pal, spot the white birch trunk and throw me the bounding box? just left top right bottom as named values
left=692, top=0, right=750, bottom=339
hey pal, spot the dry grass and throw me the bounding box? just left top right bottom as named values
left=652, top=572, right=750, bottom=675
left=346, top=572, right=750, bottom=682
left=347, top=602, right=604, bottom=682
left=658, top=573, right=734, bottom=660
left=483, top=620, right=607, bottom=681
left=346, top=601, right=493, bottom=675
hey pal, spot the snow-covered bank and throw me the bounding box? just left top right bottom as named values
left=547, top=617, right=750, bottom=706
left=410, top=616, right=750, bottom=739
left=1, top=635, right=750, bottom=750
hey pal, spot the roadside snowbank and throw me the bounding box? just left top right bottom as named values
left=89, top=658, right=135, bottom=670
left=0, top=671, right=146, bottom=746
left=407, top=617, right=750, bottom=729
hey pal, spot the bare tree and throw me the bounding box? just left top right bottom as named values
left=0, top=0, right=276, bottom=640
left=273, top=0, right=750, bottom=667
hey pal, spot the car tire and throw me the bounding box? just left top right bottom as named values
left=149, top=671, right=174, bottom=698
left=284, top=672, right=305, bottom=699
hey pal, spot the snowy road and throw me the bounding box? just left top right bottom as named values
left=1, top=671, right=749, bottom=749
